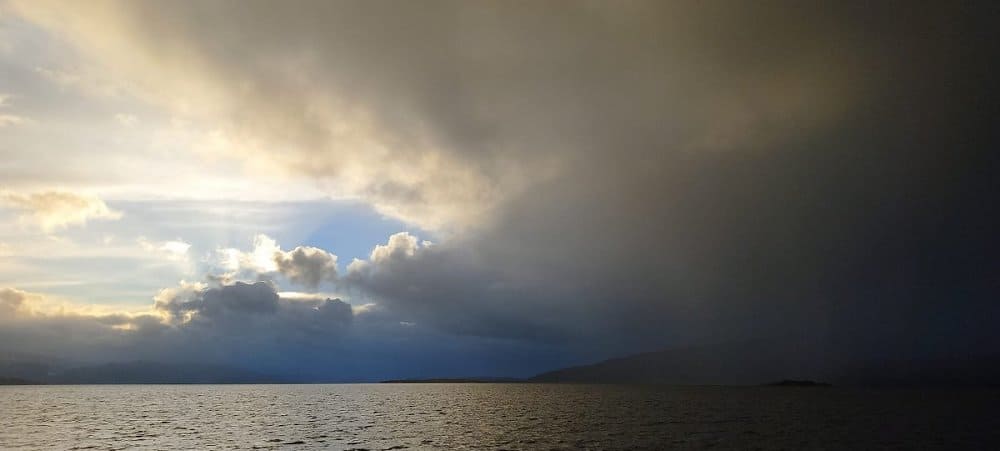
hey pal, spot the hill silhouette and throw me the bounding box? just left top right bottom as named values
left=530, top=341, right=1000, bottom=387
left=0, top=360, right=278, bottom=384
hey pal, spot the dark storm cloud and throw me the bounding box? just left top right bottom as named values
left=155, top=281, right=279, bottom=320
left=7, top=0, right=1000, bottom=373
left=154, top=281, right=352, bottom=333
left=343, top=233, right=561, bottom=341
left=331, top=1, right=1000, bottom=360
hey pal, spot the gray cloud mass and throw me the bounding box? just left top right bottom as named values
left=274, top=246, right=338, bottom=289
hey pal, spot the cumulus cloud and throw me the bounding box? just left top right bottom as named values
left=0, top=191, right=122, bottom=231
left=215, top=234, right=279, bottom=274
left=346, top=232, right=425, bottom=279
left=370, top=232, right=421, bottom=263
left=211, top=234, right=339, bottom=290
left=274, top=246, right=338, bottom=289
left=0, top=288, right=32, bottom=316
left=151, top=281, right=208, bottom=324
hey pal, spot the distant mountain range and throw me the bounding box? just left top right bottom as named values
left=0, top=376, right=36, bottom=385
left=0, top=360, right=278, bottom=384
left=2, top=343, right=998, bottom=386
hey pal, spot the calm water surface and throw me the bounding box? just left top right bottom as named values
left=1, top=384, right=998, bottom=450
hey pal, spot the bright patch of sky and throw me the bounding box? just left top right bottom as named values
left=0, top=13, right=426, bottom=310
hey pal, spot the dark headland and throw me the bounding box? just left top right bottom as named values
left=0, top=376, right=38, bottom=385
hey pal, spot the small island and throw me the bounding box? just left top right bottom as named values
left=765, top=380, right=831, bottom=387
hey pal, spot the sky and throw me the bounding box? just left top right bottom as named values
left=0, top=1, right=998, bottom=381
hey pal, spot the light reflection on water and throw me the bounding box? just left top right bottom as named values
left=1, top=383, right=998, bottom=450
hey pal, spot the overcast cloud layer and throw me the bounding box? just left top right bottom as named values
left=1, top=1, right=998, bottom=379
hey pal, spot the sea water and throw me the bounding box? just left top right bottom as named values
left=2, top=383, right=998, bottom=450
